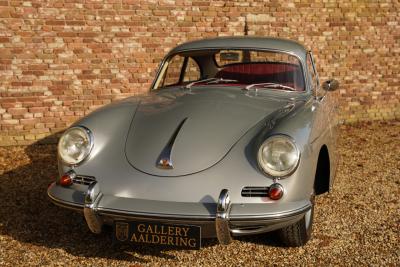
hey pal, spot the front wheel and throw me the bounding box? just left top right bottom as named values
left=278, top=194, right=315, bottom=247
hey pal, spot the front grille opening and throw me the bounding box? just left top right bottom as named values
left=73, top=175, right=96, bottom=185
left=241, top=186, right=269, bottom=197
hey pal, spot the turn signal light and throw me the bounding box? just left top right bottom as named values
left=58, top=171, right=75, bottom=187
left=268, top=183, right=284, bottom=200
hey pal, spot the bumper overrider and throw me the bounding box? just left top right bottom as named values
left=47, top=182, right=311, bottom=245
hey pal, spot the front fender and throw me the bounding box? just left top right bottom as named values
left=251, top=97, right=318, bottom=200
left=58, top=98, right=140, bottom=175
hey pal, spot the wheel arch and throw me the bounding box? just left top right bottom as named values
left=314, top=144, right=330, bottom=195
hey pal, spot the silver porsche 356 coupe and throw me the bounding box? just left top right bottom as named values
left=48, top=37, right=339, bottom=249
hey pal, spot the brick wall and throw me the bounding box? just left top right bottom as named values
left=0, top=0, right=399, bottom=146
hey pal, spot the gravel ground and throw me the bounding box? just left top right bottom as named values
left=0, top=121, right=399, bottom=266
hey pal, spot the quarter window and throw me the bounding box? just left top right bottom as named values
left=160, top=56, right=201, bottom=87
left=162, top=55, right=185, bottom=86
left=183, top=58, right=200, bottom=82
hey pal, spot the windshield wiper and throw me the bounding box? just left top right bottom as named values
left=205, top=78, right=238, bottom=84
left=244, top=82, right=296, bottom=91
left=185, top=78, right=239, bottom=89
left=185, top=78, right=218, bottom=89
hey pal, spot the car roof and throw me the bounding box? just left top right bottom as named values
left=168, top=36, right=308, bottom=62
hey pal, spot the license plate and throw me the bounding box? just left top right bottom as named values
left=113, top=221, right=201, bottom=250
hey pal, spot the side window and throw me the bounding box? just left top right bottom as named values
left=162, top=55, right=185, bottom=86
left=306, top=52, right=319, bottom=94
left=183, top=58, right=200, bottom=82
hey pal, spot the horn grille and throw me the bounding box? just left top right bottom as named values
left=73, top=175, right=96, bottom=185
left=241, top=186, right=270, bottom=197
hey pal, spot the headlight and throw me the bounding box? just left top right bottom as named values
left=58, top=126, right=93, bottom=165
left=257, top=135, right=300, bottom=177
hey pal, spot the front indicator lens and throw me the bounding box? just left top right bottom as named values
left=58, top=171, right=76, bottom=187
left=268, top=183, right=284, bottom=200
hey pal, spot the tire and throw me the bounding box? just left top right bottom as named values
left=278, top=194, right=315, bottom=247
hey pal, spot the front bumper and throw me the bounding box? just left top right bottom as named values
left=48, top=182, right=311, bottom=243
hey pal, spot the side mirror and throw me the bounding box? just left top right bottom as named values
left=322, top=79, right=339, bottom=91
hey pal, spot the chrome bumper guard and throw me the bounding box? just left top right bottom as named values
left=83, top=181, right=103, bottom=234
left=215, top=189, right=233, bottom=245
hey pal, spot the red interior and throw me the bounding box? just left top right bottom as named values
left=215, top=62, right=305, bottom=91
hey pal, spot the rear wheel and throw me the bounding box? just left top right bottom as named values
left=278, top=194, right=315, bottom=247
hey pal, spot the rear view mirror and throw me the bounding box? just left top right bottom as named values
left=220, top=52, right=240, bottom=61
left=322, top=79, right=339, bottom=91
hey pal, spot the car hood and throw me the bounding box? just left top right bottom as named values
left=125, top=87, right=297, bottom=176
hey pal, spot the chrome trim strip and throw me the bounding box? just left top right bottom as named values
left=48, top=192, right=310, bottom=223
left=97, top=208, right=216, bottom=221
left=231, top=227, right=271, bottom=235
left=97, top=204, right=310, bottom=222
left=230, top=214, right=303, bottom=236
left=47, top=190, right=84, bottom=212
left=83, top=181, right=103, bottom=234
left=215, top=189, right=233, bottom=245
left=229, top=204, right=311, bottom=221
left=156, top=117, right=188, bottom=170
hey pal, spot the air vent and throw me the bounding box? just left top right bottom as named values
left=73, top=175, right=96, bottom=185
left=241, top=186, right=269, bottom=197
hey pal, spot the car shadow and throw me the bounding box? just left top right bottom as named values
left=236, top=232, right=283, bottom=247
left=0, top=134, right=279, bottom=262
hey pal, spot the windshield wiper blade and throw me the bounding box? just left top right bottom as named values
left=185, top=77, right=239, bottom=89
left=244, top=82, right=296, bottom=91
left=205, top=78, right=238, bottom=84
left=185, top=78, right=218, bottom=89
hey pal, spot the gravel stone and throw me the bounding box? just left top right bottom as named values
left=0, top=121, right=399, bottom=266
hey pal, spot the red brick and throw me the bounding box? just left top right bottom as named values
left=11, top=82, right=32, bottom=86
left=28, top=107, right=47, bottom=113
left=20, top=118, right=39, bottom=125
left=57, top=32, right=78, bottom=37
left=22, top=70, right=45, bottom=76
left=28, top=64, right=48, bottom=70
left=65, top=20, right=85, bottom=26
left=0, top=1, right=399, bottom=146
left=8, top=108, right=28, bottom=115
left=45, top=20, right=65, bottom=26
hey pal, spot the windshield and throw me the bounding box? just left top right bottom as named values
left=153, top=49, right=305, bottom=91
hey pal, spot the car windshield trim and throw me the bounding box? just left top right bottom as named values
left=152, top=47, right=308, bottom=92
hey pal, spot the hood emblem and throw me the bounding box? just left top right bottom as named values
left=156, top=118, right=187, bottom=170
left=157, top=158, right=173, bottom=169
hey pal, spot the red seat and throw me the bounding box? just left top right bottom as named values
left=215, top=62, right=305, bottom=91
